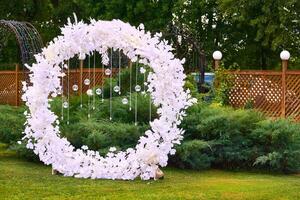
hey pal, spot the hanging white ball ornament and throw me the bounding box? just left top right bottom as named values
left=95, top=88, right=102, bottom=95
left=84, top=79, right=90, bottom=85
left=86, top=89, right=93, bottom=96
left=105, top=68, right=111, bottom=76
left=63, top=102, right=69, bottom=108
left=135, top=85, right=141, bottom=92
left=114, top=86, right=120, bottom=93
left=72, top=84, right=79, bottom=92
left=122, top=98, right=128, bottom=105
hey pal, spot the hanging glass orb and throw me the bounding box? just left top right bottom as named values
left=95, top=88, right=102, bottom=95
left=84, top=79, right=90, bottom=85
left=135, top=85, right=141, bottom=92
left=57, top=89, right=62, bottom=95
left=86, top=89, right=93, bottom=96
left=63, top=102, right=69, bottom=108
left=72, top=84, right=79, bottom=92
left=105, top=68, right=111, bottom=76
left=114, top=86, right=120, bottom=93
left=122, top=98, right=128, bottom=105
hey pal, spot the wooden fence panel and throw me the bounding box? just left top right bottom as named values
left=0, top=68, right=117, bottom=106
left=1, top=65, right=300, bottom=121
left=227, top=70, right=300, bottom=120
left=0, top=71, right=16, bottom=105
left=286, top=74, right=300, bottom=121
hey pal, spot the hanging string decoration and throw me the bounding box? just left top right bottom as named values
left=22, top=18, right=196, bottom=180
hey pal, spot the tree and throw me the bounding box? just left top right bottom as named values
left=218, top=0, right=300, bottom=69
left=99, top=0, right=174, bottom=32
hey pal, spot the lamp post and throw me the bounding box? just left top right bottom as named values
left=213, top=50, right=222, bottom=70
left=280, top=50, right=290, bottom=118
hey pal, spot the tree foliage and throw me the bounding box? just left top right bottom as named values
left=0, top=0, right=299, bottom=69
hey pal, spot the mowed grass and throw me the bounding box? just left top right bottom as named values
left=1, top=143, right=300, bottom=200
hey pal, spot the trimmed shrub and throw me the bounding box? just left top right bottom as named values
left=173, top=140, right=214, bottom=170
left=178, top=103, right=300, bottom=172
left=0, top=105, right=25, bottom=144
left=61, top=119, right=148, bottom=154
left=10, top=142, right=39, bottom=162
left=1, top=91, right=300, bottom=174
left=252, top=119, right=300, bottom=172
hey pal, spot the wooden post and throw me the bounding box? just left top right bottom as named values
left=214, top=60, right=220, bottom=70
left=79, top=60, right=83, bottom=95
left=213, top=51, right=222, bottom=71
left=15, top=63, right=20, bottom=106
left=213, top=60, right=220, bottom=89
left=213, top=51, right=222, bottom=90
left=281, top=59, right=288, bottom=118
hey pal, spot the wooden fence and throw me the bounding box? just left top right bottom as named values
left=0, top=63, right=117, bottom=106
left=2, top=60, right=300, bottom=121
left=226, top=69, right=300, bottom=121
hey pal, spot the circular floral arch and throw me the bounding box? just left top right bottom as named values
left=22, top=19, right=196, bottom=180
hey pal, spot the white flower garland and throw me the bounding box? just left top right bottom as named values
left=22, top=18, right=196, bottom=180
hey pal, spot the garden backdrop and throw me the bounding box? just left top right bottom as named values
left=1, top=1, right=300, bottom=200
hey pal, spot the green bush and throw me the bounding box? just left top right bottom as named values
left=173, top=140, right=214, bottom=170
left=61, top=119, right=148, bottom=155
left=10, top=142, right=39, bottom=162
left=1, top=84, right=300, bottom=174
left=252, top=119, right=300, bottom=172
left=184, top=74, right=199, bottom=97
left=0, top=105, right=25, bottom=144
left=181, top=103, right=264, bottom=141
left=178, top=103, right=300, bottom=172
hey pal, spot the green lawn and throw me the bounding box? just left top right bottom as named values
left=1, top=144, right=300, bottom=200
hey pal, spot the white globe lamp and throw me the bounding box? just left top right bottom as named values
left=280, top=50, right=290, bottom=61
left=213, top=50, right=222, bottom=60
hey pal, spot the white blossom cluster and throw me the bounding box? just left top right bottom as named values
left=22, top=18, right=196, bottom=180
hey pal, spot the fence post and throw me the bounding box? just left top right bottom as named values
left=15, top=63, right=20, bottom=106
left=79, top=60, right=83, bottom=95
left=213, top=50, right=222, bottom=70
left=280, top=50, right=290, bottom=118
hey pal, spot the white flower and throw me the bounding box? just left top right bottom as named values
left=79, top=53, right=86, bottom=60
left=138, top=23, right=144, bottom=30
left=81, top=145, right=88, bottom=150
left=44, top=46, right=56, bottom=61
left=140, top=67, right=146, bottom=74
left=170, top=149, right=176, bottom=155
left=109, top=147, right=117, bottom=152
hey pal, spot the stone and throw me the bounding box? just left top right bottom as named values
left=154, top=168, right=164, bottom=180
left=52, top=168, right=59, bottom=175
